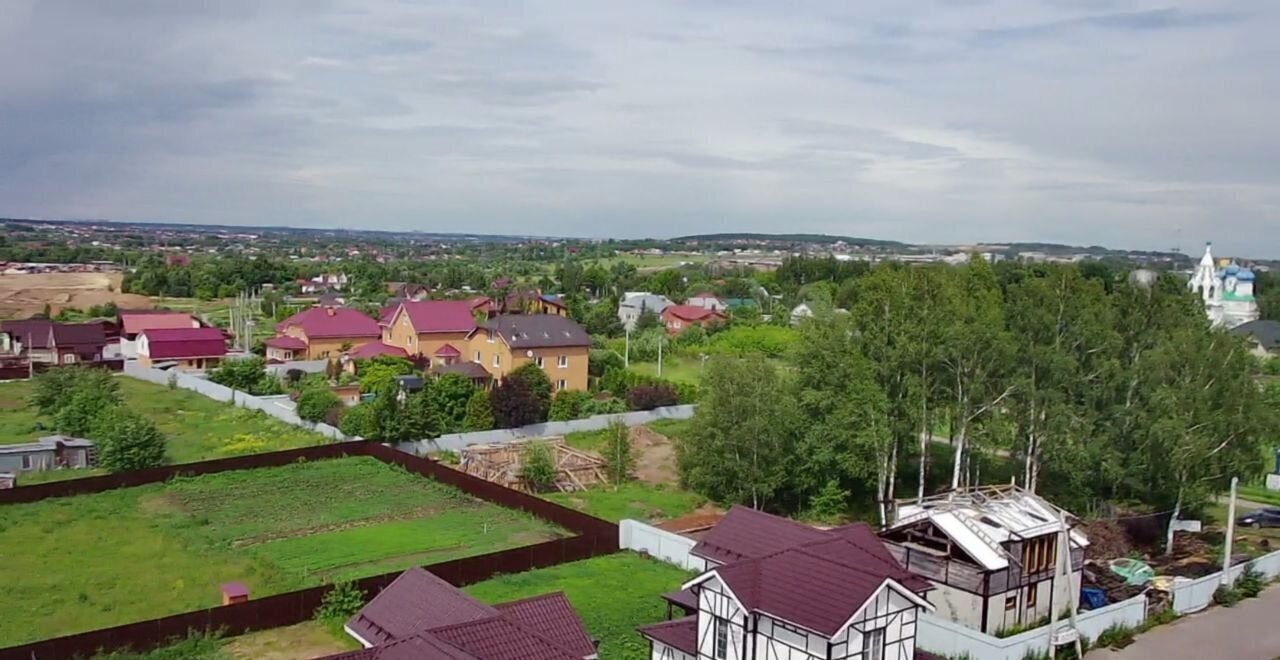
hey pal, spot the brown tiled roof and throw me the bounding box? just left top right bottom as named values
left=494, top=592, right=595, bottom=658
left=428, top=616, right=580, bottom=660
left=346, top=568, right=498, bottom=646
left=637, top=616, right=697, bottom=656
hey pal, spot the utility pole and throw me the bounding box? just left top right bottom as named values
left=657, top=332, right=663, bottom=378
left=1222, top=476, right=1239, bottom=587
left=624, top=327, right=630, bottom=368
left=1048, top=508, right=1083, bottom=660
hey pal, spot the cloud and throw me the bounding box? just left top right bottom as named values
left=0, top=0, right=1278, bottom=257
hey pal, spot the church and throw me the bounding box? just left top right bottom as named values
left=1187, top=243, right=1260, bottom=329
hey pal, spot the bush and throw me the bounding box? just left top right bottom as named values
left=338, top=401, right=377, bottom=438
left=1236, top=564, right=1265, bottom=598
left=519, top=442, right=557, bottom=491
left=704, top=325, right=799, bottom=358
left=1094, top=623, right=1135, bottom=649
left=588, top=349, right=625, bottom=377
left=491, top=378, right=544, bottom=429
left=627, top=384, right=679, bottom=411
left=588, top=397, right=629, bottom=415
left=806, top=480, right=848, bottom=524
left=548, top=390, right=593, bottom=421
left=508, top=362, right=552, bottom=420
left=462, top=389, right=495, bottom=431
left=54, top=385, right=122, bottom=437
left=296, top=386, right=341, bottom=423
left=31, top=366, right=119, bottom=416
left=1213, top=584, right=1242, bottom=607
left=315, top=581, right=366, bottom=622
left=207, top=356, right=280, bottom=395
left=430, top=373, right=477, bottom=433
left=92, top=408, right=167, bottom=472
left=90, top=632, right=226, bottom=660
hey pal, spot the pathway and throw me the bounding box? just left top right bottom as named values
left=1086, top=585, right=1280, bottom=660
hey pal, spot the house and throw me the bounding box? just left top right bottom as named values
left=618, top=292, right=673, bottom=330
left=685, top=292, right=726, bottom=312
left=273, top=306, right=381, bottom=359
left=381, top=300, right=478, bottom=364
left=0, top=320, right=109, bottom=365
left=263, top=335, right=309, bottom=362
left=117, top=311, right=202, bottom=358
left=0, top=319, right=55, bottom=363
left=501, top=289, right=569, bottom=317
left=661, top=305, right=727, bottom=335
left=386, top=282, right=432, bottom=301
left=299, top=273, right=350, bottom=294
left=136, top=327, right=228, bottom=370
left=639, top=506, right=933, bottom=660
left=1231, top=319, right=1280, bottom=359
left=469, top=314, right=592, bottom=391
left=0, top=436, right=95, bottom=474
left=879, top=485, right=1088, bottom=636
left=327, top=567, right=597, bottom=660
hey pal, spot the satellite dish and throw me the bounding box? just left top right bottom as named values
left=526, top=350, right=534, bottom=358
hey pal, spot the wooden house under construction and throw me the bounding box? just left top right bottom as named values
left=458, top=438, right=607, bottom=493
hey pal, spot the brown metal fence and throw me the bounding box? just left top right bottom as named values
left=0, top=359, right=123, bottom=381
left=0, top=442, right=619, bottom=660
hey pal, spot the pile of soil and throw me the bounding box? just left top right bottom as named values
left=1079, top=519, right=1133, bottom=560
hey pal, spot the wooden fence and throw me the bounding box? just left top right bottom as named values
left=0, top=442, right=619, bottom=660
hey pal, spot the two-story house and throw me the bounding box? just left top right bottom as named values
left=269, top=306, right=381, bottom=359
left=468, top=314, right=591, bottom=391
left=879, top=486, right=1088, bottom=636
left=661, top=305, right=726, bottom=335
left=618, top=292, right=673, bottom=330
left=380, top=300, right=478, bottom=365
left=640, top=507, right=934, bottom=660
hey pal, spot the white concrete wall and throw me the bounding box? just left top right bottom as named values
left=620, top=519, right=707, bottom=573
left=398, top=404, right=696, bottom=454
left=651, top=641, right=695, bottom=660
left=1172, top=549, right=1280, bottom=614
left=926, top=583, right=985, bottom=631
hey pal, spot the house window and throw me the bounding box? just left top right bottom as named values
left=474, top=351, right=481, bottom=363
left=1005, top=595, right=1017, bottom=611
left=62, top=353, right=77, bottom=364
left=862, top=627, right=885, bottom=660
left=493, top=354, right=500, bottom=368
left=713, top=618, right=729, bottom=659
left=487, top=331, right=495, bottom=344
left=1026, top=585, right=1038, bottom=608
left=557, top=379, right=567, bottom=391
left=1022, top=536, right=1058, bottom=575
left=535, top=356, right=544, bottom=368
left=557, top=355, right=568, bottom=368
left=20, top=455, right=33, bottom=470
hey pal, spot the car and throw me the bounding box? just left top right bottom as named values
left=1236, top=508, right=1280, bottom=529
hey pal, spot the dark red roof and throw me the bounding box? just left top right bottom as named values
left=399, top=300, right=478, bottom=334
left=276, top=306, right=380, bottom=339
left=637, top=616, right=697, bottom=656
left=428, top=616, right=580, bottom=660
left=494, top=593, right=595, bottom=658
left=349, top=342, right=410, bottom=359
left=52, top=323, right=107, bottom=357
left=1, top=319, right=53, bottom=348
left=692, top=506, right=830, bottom=564
left=119, top=311, right=198, bottom=336
left=434, top=343, right=462, bottom=357
left=347, top=568, right=498, bottom=647
left=663, top=305, right=724, bottom=322
left=264, top=335, right=307, bottom=350
left=140, top=327, right=228, bottom=359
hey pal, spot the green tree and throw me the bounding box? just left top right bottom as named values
left=678, top=356, right=798, bottom=509
left=92, top=408, right=167, bottom=471
left=490, top=378, right=543, bottom=428
left=54, top=386, right=121, bottom=437
left=207, top=356, right=279, bottom=395
left=462, top=389, right=495, bottom=431
left=603, top=420, right=634, bottom=486
left=31, top=366, right=118, bottom=416
left=402, top=386, right=441, bottom=440
left=429, top=373, right=476, bottom=433
left=296, top=386, right=341, bottom=424
left=519, top=442, right=557, bottom=491
left=548, top=389, right=593, bottom=422
left=339, top=401, right=377, bottom=438
left=634, top=308, right=661, bottom=332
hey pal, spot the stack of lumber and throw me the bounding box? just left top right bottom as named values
left=459, top=437, right=607, bottom=493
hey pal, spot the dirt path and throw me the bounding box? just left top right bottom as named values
left=630, top=425, right=678, bottom=484
left=223, top=622, right=353, bottom=660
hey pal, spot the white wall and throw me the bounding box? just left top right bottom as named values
left=620, top=520, right=707, bottom=573
left=1172, top=549, right=1280, bottom=614
left=927, top=583, right=985, bottom=631
left=399, top=405, right=696, bottom=454
left=651, top=641, right=695, bottom=660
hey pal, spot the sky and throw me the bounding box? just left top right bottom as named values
left=1, top=1, right=1278, bottom=257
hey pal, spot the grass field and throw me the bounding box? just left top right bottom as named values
left=628, top=357, right=705, bottom=385
left=544, top=482, right=705, bottom=523
left=0, top=376, right=326, bottom=469
left=0, top=457, right=565, bottom=646
left=466, top=553, right=693, bottom=660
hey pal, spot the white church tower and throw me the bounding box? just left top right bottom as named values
left=1187, top=242, right=1259, bottom=328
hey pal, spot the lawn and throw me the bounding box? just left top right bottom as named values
left=628, top=357, right=705, bottom=385
left=544, top=482, right=705, bottom=523
left=0, top=457, right=566, bottom=646
left=465, top=553, right=693, bottom=660
left=0, top=376, right=327, bottom=470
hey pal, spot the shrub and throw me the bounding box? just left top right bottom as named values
left=627, top=384, right=678, bottom=411
left=491, top=378, right=544, bottom=429
left=54, top=386, right=122, bottom=437
left=462, top=389, right=495, bottom=431
left=338, top=401, right=377, bottom=438
left=704, top=324, right=799, bottom=358
left=806, top=480, right=848, bottom=524
left=549, top=390, right=593, bottom=421
left=588, top=397, right=629, bottom=415
left=603, top=420, right=634, bottom=485
left=508, top=362, right=552, bottom=420
left=90, top=632, right=226, bottom=660
left=1236, top=564, right=1265, bottom=598
left=1213, top=584, right=1242, bottom=607
left=1094, top=623, right=1135, bottom=649
left=588, top=349, right=625, bottom=377
left=92, top=408, right=167, bottom=471
left=207, top=356, right=280, bottom=395
left=31, top=366, right=119, bottom=416
left=356, top=357, right=415, bottom=393
left=519, top=442, right=557, bottom=491
left=430, top=373, right=476, bottom=433
left=296, top=386, right=341, bottom=424
left=315, top=582, right=366, bottom=622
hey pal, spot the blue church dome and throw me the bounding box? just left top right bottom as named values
left=1237, top=268, right=1256, bottom=281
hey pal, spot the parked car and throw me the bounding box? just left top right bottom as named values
left=1237, top=508, right=1280, bottom=528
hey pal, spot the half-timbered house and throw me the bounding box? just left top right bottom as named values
left=639, top=506, right=934, bottom=660
left=879, top=485, right=1088, bottom=636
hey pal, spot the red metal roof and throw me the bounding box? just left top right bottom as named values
left=119, top=312, right=198, bottom=335
left=349, top=342, right=409, bottom=359
left=276, top=306, right=380, bottom=339
left=637, top=616, right=697, bottom=656
left=399, top=300, right=478, bottom=334
left=264, top=336, right=307, bottom=350
left=0, top=320, right=53, bottom=348
left=139, top=327, right=228, bottom=359
left=428, top=616, right=580, bottom=660
left=494, top=593, right=595, bottom=658
left=347, top=568, right=498, bottom=647
left=434, top=343, right=462, bottom=357
left=663, top=305, right=724, bottom=322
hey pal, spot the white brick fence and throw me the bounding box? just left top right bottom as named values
left=619, top=519, right=707, bottom=572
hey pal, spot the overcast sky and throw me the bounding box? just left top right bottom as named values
left=2, top=1, right=1277, bottom=256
